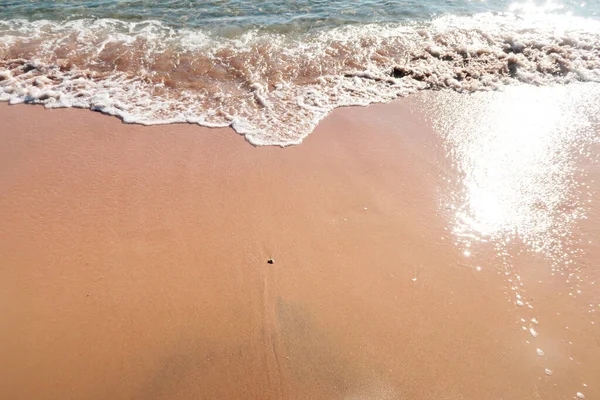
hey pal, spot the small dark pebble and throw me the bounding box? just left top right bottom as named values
left=391, top=66, right=411, bottom=78
left=267, top=258, right=274, bottom=264
left=23, top=64, right=37, bottom=73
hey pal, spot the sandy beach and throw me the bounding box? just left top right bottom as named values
left=1, top=85, right=599, bottom=399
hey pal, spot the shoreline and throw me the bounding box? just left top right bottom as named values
left=3, top=11, right=600, bottom=148
left=1, top=86, right=599, bottom=399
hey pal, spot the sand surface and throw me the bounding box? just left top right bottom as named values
left=1, top=85, right=599, bottom=399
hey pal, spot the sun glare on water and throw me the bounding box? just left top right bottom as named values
left=430, top=84, right=598, bottom=262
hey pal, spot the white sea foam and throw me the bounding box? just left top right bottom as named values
left=1, top=13, right=600, bottom=145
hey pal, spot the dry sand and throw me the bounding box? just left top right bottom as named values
left=1, top=85, right=599, bottom=399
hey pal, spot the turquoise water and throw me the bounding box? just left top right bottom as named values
left=1, top=1, right=600, bottom=145
left=2, top=0, right=599, bottom=31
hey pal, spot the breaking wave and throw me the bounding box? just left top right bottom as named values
left=1, top=13, right=599, bottom=145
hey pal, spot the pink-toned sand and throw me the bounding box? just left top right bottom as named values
left=1, top=86, right=599, bottom=399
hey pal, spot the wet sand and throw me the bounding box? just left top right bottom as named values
left=1, top=85, right=599, bottom=399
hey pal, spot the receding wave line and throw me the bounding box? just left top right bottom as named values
left=1, top=14, right=599, bottom=145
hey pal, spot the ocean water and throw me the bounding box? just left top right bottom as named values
left=1, top=0, right=600, bottom=145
